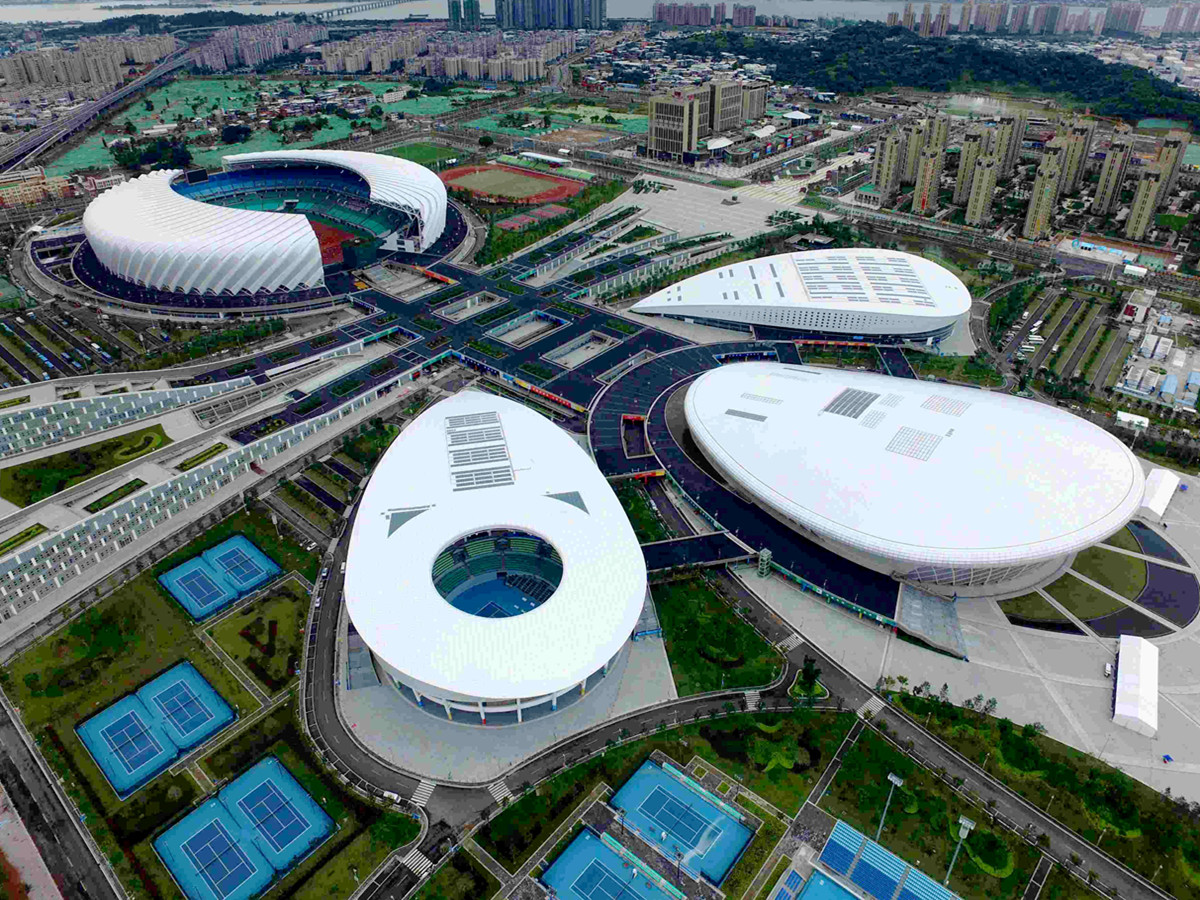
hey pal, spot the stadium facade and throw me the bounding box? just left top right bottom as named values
left=685, top=363, right=1145, bottom=598
left=343, top=392, right=646, bottom=725
left=75, top=149, right=446, bottom=313
left=630, top=249, right=971, bottom=344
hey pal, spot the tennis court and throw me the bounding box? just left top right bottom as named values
left=76, top=662, right=235, bottom=798
left=541, top=828, right=682, bottom=900
left=220, top=757, right=334, bottom=871
left=610, top=760, right=752, bottom=886
left=155, top=800, right=274, bottom=900
left=159, top=536, right=280, bottom=620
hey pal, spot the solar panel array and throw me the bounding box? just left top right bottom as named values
left=787, top=253, right=938, bottom=308
left=823, top=388, right=882, bottom=419
left=921, top=395, right=972, bottom=418
left=885, top=426, right=944, bottom=462
left=444, top=412, right=514, bottom=493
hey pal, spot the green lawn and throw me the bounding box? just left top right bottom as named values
left=209, top=579, right=308, bottom=694
left=614, top=479, right=671, bottom=543
left=178, top=442, right=228, bottom=471
left=893, top=692, right=1200, bottom=900
left=380, top=142, right=459, bottom=167
left=651, top=577, right=781, bottom=695
left=1070, top=547, right=1147, bottom=600
left=823, top=729, right=1040, bottom=900
left=0, top=424, right=172, bottom=506
left=476, top=710, right=855, bottom=870
left=1157, top=212, right=1191, bottom=232
left=83, top=478, right=147, bottom=514
left=412, top=852, right=500, bottom=900
left=997, top=592, right=1069, bottom=622
left=1042, top=573, right=1127, bottom=620
left=1102, top=527, right=1142, bottom=554
left=304, top=464, right=351, bottom=503
left=907, top=353, right=1004, bottom=386
left=278, top=482, right=337, bottom=532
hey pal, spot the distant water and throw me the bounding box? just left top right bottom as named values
left=0, top=0, right=1169, bottom=26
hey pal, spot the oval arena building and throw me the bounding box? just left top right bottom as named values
left=343, top=392, right=647, bottom=725
left=683, top=363, right=1145, bottom=597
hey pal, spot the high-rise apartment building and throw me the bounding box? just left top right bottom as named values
left=464, top=0, right=482, bottom=29
left=900, top=119, right=926, bottom=185
left=934, top=3, right=951, bottom=35
left=873, top=131, right=904, bottom=205
left=1058, top=118, right=1095, bottom=195
left=449, top=0, right=463, bottom=29
left=1157, top=129, right=1190, bottom=206
left=647, top=89, right=704, bottom=161
left=1009, top=3, right=1028, bottom=31
left=902, top=1, right=916, bottom=29
left=912, top=146, right=942, bottom=214
left=965, top=155, right=998, bottom=225
left=919, top=2, right=932, bottom=35
left=992, top=110, right=1026, bottom=176
left=731, top=3, right=755, bottom=25
left=1023, top=153, right=1061, bottom=240
left=959, top=0, right=973, bottom=30
left=1127, top=166, right=1163, bottom=240
left=1092, top=129, right=1132, bottom=215
left=713, top=1, right=726, bottom=21
left=926, top=114, right=950, bottom=153
left=954, top=129, right=986, bottom=205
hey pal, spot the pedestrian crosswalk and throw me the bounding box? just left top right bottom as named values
left=401, top=847, right=434, bottom=878
left=411, top=780, right=436, bottom=807
left=487, top=780, right=514, bottom=804
left=778, top=634, right=803, bottom=653
left=858, top=695, right=886, bottom=719
left=744, top=690, right=761, bottom=709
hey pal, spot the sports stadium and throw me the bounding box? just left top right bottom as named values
left=684, top=363, right=1145, bottom=598
left=63, top=149, right=447, bottom=316
left=630, top=249, right=972, bottom=344
left=343, top=391, right=646, bottom=726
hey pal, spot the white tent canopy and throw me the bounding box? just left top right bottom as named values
left=1140, top=468, right=1180, bottom=520
left=1113, top=634, right=1159, bottom=738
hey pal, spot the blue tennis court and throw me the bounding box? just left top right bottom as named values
left=220, top=757, right=334, bottom=871
left=155, top=800, right=273, bottom=900
left=159, top=536, right=280, bottom=620
left=610, top=760, right=752, bottom=886
left=541, top=828, right=681, bottom=899
left=449, top=578, right=545, bottom=618
left=76, top=662, right=235, bottom=798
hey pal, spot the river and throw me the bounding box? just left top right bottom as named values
left=0, top=0, right=1171, bottom=26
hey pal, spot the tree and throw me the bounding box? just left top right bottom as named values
left=799, top=655, right=821, bottom=705
left=144, top=99, right=154, bottom=111
left=479, top=135, right=494, bottom=148
left=221, top=124, right=253, bottom=144
left=123, top=121, right=136, bottom=135
left=368, top=104, right=383, bottom=118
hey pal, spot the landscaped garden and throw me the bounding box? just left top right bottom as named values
left=337, top=422, right=399, bottom=471
left=1041, top=573, right=1127, bottom=620
left=411, top=851, right=500, bottom=900
left=0, top=522, right=46, bottom=555
left=177, top=442, right=228, bottom=471
left=614, top=479, right=671, bottom=543
left=651, top=577, right=782, bottom=696
left=83, top=478, right=147, bottom=513
left=1069, top=546, right=1147, bottom=599
left=210, top=579, right=308, bottom=694
left=0, top=424, right=172, bottom=506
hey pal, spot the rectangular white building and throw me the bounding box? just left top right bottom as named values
left=1113, top=634, right=1159, bottom=738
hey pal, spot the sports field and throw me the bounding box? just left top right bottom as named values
left=442, top=164, right=584, bottom=204
left=380, top=142, right=458, bottom=167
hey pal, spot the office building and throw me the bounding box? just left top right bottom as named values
left=647, top=89, right=704, bottom=161
left=741, top=82, right=766, bottom=122
left=464, top=0, right=482, bottom=29
left=1023, top=152, right=1061, bottom=240
left=1092, top=129, right=1132, bottom=215
left=709, top=80, right=743, bottom=133
left=1127, top=166, right=1163, bottom=241
left=965, top=155, right=998, bottom=225
left=954, top=129, right=986, bottom=205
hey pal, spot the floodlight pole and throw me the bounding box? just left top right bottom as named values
left=876, top=773, right=904, bottom=841
left=944, top=816, right=976, bottom=886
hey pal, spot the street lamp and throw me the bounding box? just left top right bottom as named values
left=944, top=815, right=976, bottom=886
left=875, top=773, right=905, bottom=841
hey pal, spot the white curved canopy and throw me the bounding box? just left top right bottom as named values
left=82, top=169, right=323, bottom=296
left=226, top=149, right=447, bottom=250
left=344, top=392, right=646, bottom=701
left=685, top=363, right=1145, bottom=568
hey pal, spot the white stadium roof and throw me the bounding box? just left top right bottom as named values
left=344, top=392, right=646, bottom=702
left=684, top=363, right=1145, bottom=568
left=631, top=248, right=971, bottom=328
left=82, top=168, right=324, bottom=296
left=226, top=149, right=447, bottom=250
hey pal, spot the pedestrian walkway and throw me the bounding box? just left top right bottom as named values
left=411, top=780, right=436, bottom=807
left=1023, top=855, right=1054, bottom=899
left=401, top=847, right=433, bottom=878
left=488, top=780, right=514, bottom=804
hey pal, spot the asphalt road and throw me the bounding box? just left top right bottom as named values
left=0, top=713, right=115, bottom=900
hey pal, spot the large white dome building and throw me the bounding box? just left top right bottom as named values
left=81, top=149, right=447, bottom=298
left=684, top=363, right=1145, bottom=597
left=631, top=249, right=971, bottom=344
left=344, top=392, right=647, bottom=726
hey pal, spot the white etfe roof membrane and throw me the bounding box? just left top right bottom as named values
left=632, top=248, right=972, bottom=319
left=1140, top=468, right=1180, bottom=520
left=1113, top=634, right=1158, bottom=738
left=343, top=392, right=646, bottom=701
left=684, top=363, right=1145, bottom=567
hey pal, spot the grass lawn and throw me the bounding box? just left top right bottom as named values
left=476, top=710, right=854, bottom=870
left=822, top=729, right=1040, bottom=900
left=209, top=579, right=308, bottom=694
left=651, top=577, right=781, bottom=695
left=892, top=692, right=1200, bottom=900
left=1042, top=573, right=1127, bottom=620
left=339, top=423, right=399, bottom=471
left=304, top=464, right=351, bottom=503
left=278, top=482, right=336, bottom=532
left=1102, top=526, right=1142, bottom=554
left=1157, top=212, right=1191, bottom=232
left=907, top=353, right=1004, bottom=387
left=1070, top=547, right=1147, bottom=600
left=0, top=424, right=172, bottom=506
left=998, top=592, right=1069, bottom=621
left=83, top=478, right=146, bottom=513
left=381, top=142, right=458, bottom=167
left=413, top=852, right=500, bottom=900
left=0, top=395, right=28, bottom=410
left=0, top=522, right=46, bottom=555
left=614, top=479, right=671, bottom=543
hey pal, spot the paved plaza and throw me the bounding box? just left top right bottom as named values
left=616, top=178, right=802, bottom=241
